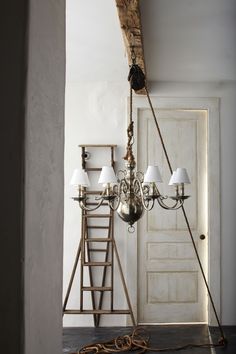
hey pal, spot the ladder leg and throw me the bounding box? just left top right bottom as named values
left=81, top=146, right=86, bottom=169
left=113, top=240, right=136, bottom=326
left=110, top=211, right=114, bottom=311
left=63, top=239, right=81, bottom=313
left=85, top=229, right=98, bottom=327
left=80, top=210, right=85, bottom=312
left=111, top=146, right=115, bottom=168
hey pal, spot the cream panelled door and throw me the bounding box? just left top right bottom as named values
left=137, top=109, right=208, bottom=323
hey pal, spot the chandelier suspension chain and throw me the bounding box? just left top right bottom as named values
left=144, top=86, right=226, bottom=343
left=128, top=80, right=134, bottom=147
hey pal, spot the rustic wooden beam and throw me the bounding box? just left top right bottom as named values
left=115, top=0, right=146, bottom=94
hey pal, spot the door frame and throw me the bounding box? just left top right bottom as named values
left=125, top=96, right=220, bottom=326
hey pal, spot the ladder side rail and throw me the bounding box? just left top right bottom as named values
left=80, top=209, right=85, bottom=311
left=84, top=208, right=98, bottom=326
left=63, top=239, right=82, bottom=313
left=113, top=240, right=136, bottom=326
left=96, top=207, right=113, bottom=327
left=111, top=209, right=114, bottom=312
left=96, top=147, right=116, bottom=326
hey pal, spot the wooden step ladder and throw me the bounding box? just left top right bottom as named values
left=63, top=145, right=135, bottom=327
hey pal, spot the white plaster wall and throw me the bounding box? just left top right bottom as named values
left=64, top=0, right=236, bottom=326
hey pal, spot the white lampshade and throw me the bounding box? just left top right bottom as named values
left=174, top=167, right=190, bottom=184
left=144, top=165, right=163, bottom=183
left=98, top=166, right=117, bottom=184
left=70, top=168, right=90, bottom=187
left=168, top=170, right=177, bottom=185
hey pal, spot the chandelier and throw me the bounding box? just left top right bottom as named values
left=70, top=63, right=190, bottom=232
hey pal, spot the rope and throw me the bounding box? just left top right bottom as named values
left=77, top=327, right=225, bottom=354
left=123, top=81, right=135, bottom=162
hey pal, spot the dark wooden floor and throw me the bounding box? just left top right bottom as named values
left=63, top=325, right=236, bottom=353
left=209, top=326, right=236, bottom=353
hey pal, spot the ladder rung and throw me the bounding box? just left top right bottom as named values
left=82, top=286, right=112, bottom=291
left=85, top=190, right=102, bottom=195
left=79, top=144, right=117, bottom=148
left=85, top=168, right=102, bottom=172
left=85, top=238, right=112, bottom=242
left=87, top=226, right=109, bottom=229
left=83, top=262, right=111, bottom=266
left=64, top=309, right=131, bottom=315
left=83, top=214, right=111, bottom=218
left=86, top=202, right=108, bottom=206
left=88, top=248, right=107, bottom=252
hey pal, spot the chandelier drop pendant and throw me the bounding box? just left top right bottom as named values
left=71, top=61, right=190, bottom=231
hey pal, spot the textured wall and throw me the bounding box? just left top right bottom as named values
left=24, top=0, right=65, bottom=353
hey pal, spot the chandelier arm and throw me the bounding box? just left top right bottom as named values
left=107, top=178, right=127, bottom=211
left=157, top=196, right=183, bottom=210
left=108, top=195, right=120, bottom=211
left=95, top=188, right=109, bottom=201
left=143, top=198, right=155, bottom=211
left=135, top=171, right=144, bottom=182
left=133, top=178, right=141, bottom=195
left=117, top=169, right=127, bottom=181
left=142, top=184, right=150, bottom=195
left=133, top=177, right=155, bottom=211
left=78, top=188, right=114, bottom=211
left=119, top=177, right=129, bottom=194
left=156, top=197, right=176, bottom=210
left=144, top=85, right=226, bottom=344
left=133, top=177, right=143, bottom=195
left=78, top=197, right=105, bottom=211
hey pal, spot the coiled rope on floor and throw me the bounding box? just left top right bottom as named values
left=77, top=327, right=226, bottom=354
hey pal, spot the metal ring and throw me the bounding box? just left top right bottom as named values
left=128, top=225, right=135, bottom=233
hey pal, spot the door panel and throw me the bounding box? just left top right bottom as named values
left=137, top=109, right=207, bottom=323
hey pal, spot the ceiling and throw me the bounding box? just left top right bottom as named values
left=66, top=0, right=236, bottom=83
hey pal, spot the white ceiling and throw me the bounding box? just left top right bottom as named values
left=66, top=0, right=236, bottom=83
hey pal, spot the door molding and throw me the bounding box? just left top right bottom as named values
left=125, top=97, right=220, bottom=326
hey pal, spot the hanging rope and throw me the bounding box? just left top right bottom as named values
left=123, top=82, right=135, bottom=162
left=126, top=49, right=227, bottom=343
